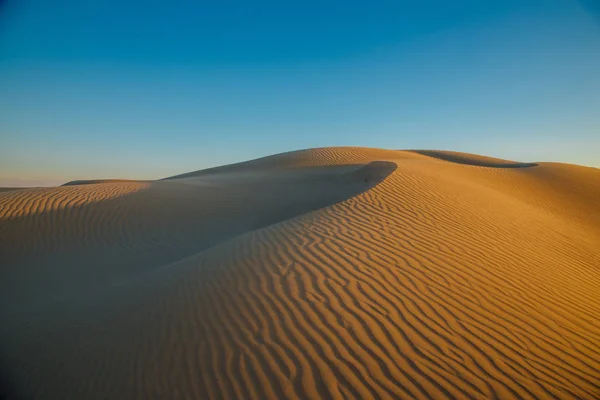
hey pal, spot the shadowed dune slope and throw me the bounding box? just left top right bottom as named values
left=1, top=147, right=600, bottom=400
left=0, top=160, right=395, bottom=311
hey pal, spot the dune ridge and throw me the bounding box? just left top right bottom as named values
left=409, top=150, right=538, bottom=168
left=164, top=147, right=405, bottom=179
left=1, top=147, right=599, bottom=399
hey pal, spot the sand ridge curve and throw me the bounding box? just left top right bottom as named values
left=0, top=159, right=396, bottom=312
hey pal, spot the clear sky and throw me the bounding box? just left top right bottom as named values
left=1, top=0, right=599, bottom=186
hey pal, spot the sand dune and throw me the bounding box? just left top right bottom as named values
left=1, top=147, right=599, bottom=399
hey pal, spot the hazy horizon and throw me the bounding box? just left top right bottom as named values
left=2, top=0, right=599, bottom=187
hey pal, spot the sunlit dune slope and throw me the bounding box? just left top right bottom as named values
left=1, top=147, right=599, bottom=400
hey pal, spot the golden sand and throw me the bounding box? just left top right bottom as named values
left=1, top=147, right=599, bottom=399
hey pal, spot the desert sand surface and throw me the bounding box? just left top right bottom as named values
left=1, top=147, right=599, bottom=399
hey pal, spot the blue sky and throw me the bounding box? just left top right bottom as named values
left=1, top=0, right=599, bottom=185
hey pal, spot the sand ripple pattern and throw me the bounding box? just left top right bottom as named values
left=0, top=181, right=149, bottom=219
left=1, top=148, right=600, bottom=399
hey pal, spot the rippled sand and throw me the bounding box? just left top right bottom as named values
left=1, top=147, right=599, bottom=399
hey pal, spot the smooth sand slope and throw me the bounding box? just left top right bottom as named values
left=1, top=147, right=599, bottom=399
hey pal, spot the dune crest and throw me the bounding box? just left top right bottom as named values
left=1, top=147, right=599, bottom=399
left=410, top=150, right=538, bottom=168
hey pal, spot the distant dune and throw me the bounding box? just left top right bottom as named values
left=1, top=147, right=599, bottom=399
left=61, top=179, right=147, bottom=186
left=0, top=188, right=27, bottom=193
